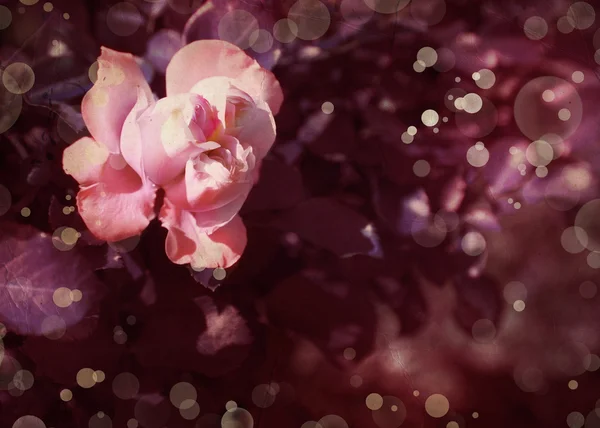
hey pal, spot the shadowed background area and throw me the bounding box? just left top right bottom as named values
left=1, top=0, right=600, bottom=427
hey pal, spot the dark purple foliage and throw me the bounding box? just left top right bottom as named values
left=1, top=0, right=600, bottom=427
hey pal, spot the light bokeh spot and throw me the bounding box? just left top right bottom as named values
left=425, top=394, right=450, bottom=418
left=288, top=0, right=331, bottom=41
left=524, top=16, right=548, bottom=40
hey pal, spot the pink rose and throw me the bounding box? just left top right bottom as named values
left=62, top=48, right=157, bottom=243
left=63, top=40, right=283, bottom=269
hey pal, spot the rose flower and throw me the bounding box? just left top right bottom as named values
left=63, top=40, right=283, bottom=268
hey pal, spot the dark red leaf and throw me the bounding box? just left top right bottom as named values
left=132, top=294, right=254, bottom=377
left=0, top=223, right=106, bottom=337
left=271, top=197, right=378, bottom=257
left=242, top=158, right=306, bottom=213
left=266, top=272, right=377, bottom=360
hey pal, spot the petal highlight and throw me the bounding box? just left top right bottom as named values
left=82, top=47, right=153, bottom=153
left=144, top=94, right=218, bottom=185
left=164, top=153, right=253, bottom=216
left=190, top=79, right=277, bottom=160
left=160, top=199, right=247, bottom=269
left=165, top=40, right=283, bottom=114
left=62, top=137, right=110, bottom=186
left=77, top=165, right=156, bottom=242
left=120, top=87, right=154, bottom=179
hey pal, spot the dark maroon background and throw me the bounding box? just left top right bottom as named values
left=1, top=0, right=600, bottom=427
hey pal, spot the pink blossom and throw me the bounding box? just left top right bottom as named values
left=64, top=40, right=283, bottom=268
left=62, top=48, right=157, bottom=242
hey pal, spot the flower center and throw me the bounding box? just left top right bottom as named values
left=191, top=137, right=251, bottom=183
left=206, top=147, right=233, bottom=169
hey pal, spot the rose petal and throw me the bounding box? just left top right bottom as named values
left=77, top=166, right=156, bottom=242
left=193, top=192, right=249, bottom=233
left=62, top=137, right=110, bottom=185
left=82, top=47, right=153, bottom=153
left=165, top=40, right=283, bottom=114
left=190, top=77, right=276, bottom=160
left=124, top=93, right=221, bottom=185
left=188, top=76, right=230, bottom=124
left=235, top=99, right=276, bottom=159
left=165, top=157, right=253, bottom=215
left=120, top=87, right=154, bottom=179
left=252, top=158, right=262, bottom=185
left=160, top=199, right=247, bottom=268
